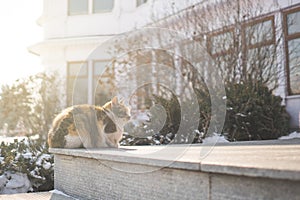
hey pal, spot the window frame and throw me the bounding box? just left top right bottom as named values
left=283, top=6, right=300, bottom=95
left=242, top=15, right=276, bottom=50
left=67, top=61, right=88, bottom=106
left=68, top=0, right=114, bottom=16
left=93, top=59, right=112, bottom=87
left=68, top=0, right=89, bottom=16
left=92, top=60, right=114, bottom=105
left=92, top=0, right=114, bottom=14
left=207, top=27, right=235, bottom=58
left=240, top=15, right=276, bottom=79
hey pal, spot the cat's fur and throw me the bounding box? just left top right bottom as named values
left=48, top=97, right=130, bottom=148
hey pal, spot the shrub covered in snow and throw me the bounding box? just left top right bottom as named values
left=122, top=82, right=290, bottom=145
left=0, top=138, right=54, bottom=194
left=122, top=93, right=208, bottom=145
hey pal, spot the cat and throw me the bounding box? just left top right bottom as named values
left=48, top=96, right=131, bottom=148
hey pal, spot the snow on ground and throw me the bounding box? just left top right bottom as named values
left=279, top=132, right=300, bottom=140
left=202, top=133, right=229, bottom=144
left=0, top=172, right=32, bottom=194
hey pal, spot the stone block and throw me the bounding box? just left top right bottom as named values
left=210, top=173, right=300, bottom=200
left=54, top=154, right=209, bottom=200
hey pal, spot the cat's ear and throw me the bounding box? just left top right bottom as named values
left=111, top=96, right=119, bottom=106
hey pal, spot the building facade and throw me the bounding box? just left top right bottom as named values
left=29, top=0, right=300, bottom=128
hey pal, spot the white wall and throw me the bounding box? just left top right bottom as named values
left=30, top=0, right=300, bottom=127
left=40, top=0, right=216, bottom=39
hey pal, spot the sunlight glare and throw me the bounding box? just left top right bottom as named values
left=0, top=0, right=43, bottom=86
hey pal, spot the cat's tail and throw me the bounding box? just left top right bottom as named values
left=48, top=107, right=73, bottom=148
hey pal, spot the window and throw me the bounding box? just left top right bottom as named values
left=206, top=16, right=276, bottom=84
left=93, top=0, right=114, bottom=13
left=287, top=10, right=300, bottom=35
left=244, top=16, right=275, bottom=48
left=68, top=0, right=114, bottom=15
left=207, top=28, right=234, bottom=57
left=287, top=39, right=300, bottom=94
left=284, top=7, right=300, bottom=95
left=137, top=0, right=147, bottom=7
left=67, top=61, right=116, bottom=106
left=68, top=0, right=88, bottom=15
left=93, top=61, right=114, bottom=105
left=67, top=62, right=88, bottom=106
left=243, top=16, right=276, bottom=84
left=207, top=29, right=235, bottom=81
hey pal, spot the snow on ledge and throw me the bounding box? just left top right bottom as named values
left=202, top=133, right=229, bottom=144
left=279, top=132, right=300, bottom=140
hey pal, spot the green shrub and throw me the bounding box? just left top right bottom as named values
left=224, top=82, right=290, bottom=141
left=148, top=94, right=180, bottom=140
left=194, top=88, right=212, bottom=136
left=122, top=94, right=181, bottom=145
left=122, top=82, right=290, bottom=144
left=0, top=138, right=54, bottom=192
left=122, top=93, right=206, bottom=145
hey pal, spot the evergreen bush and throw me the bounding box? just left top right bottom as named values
left=122, top=82, right=290, bottom=144
left=224, top=82, right=290, bottom=141
left=0, top=138, right=54, bottom=192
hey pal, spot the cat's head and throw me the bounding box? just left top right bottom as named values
left=104, top=96, right=131, bottom=128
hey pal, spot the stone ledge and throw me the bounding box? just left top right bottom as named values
left=50, top=139, right=300, bottom=181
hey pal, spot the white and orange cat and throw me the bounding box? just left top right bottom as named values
left=48, top=97, right=130, bottom=148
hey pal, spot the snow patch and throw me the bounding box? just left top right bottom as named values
left=279, top=132, right=300, bottom=140
left=0, top=172, right=32, bottom=194
left=43, top=162, right=52, bottom=170
left=0, top=157, right=4, bottom=164
left=0, top=174, right=8, bottom=189
left=22, top=152, right=33, bottom=159
left=36, top=154, right=52, bottom=166
left=202, top=133, right=229, bottom=144
left=0, top=136, right=27, bottom=144
left=30, top=167, right=45, bottom=180
left=0, top=135, right=39, bottom=145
